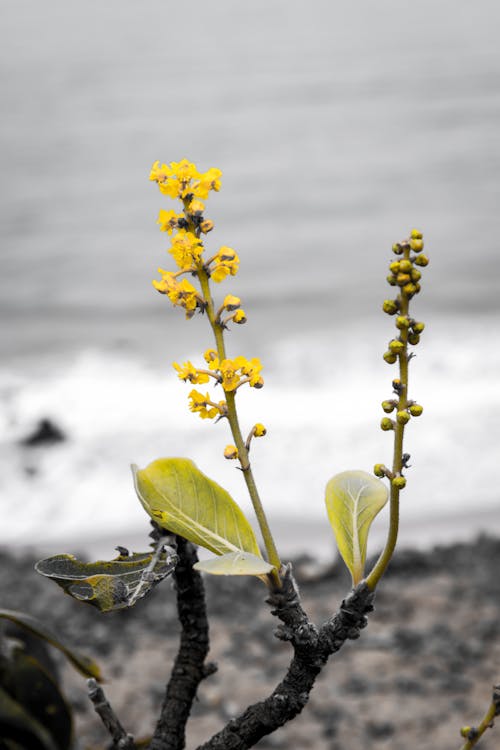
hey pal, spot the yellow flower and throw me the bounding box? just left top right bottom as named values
left=238, top=357, right=263, bottom=387
left=157, top=209, right=183, bottom=234
left=204, top=349, right=219, bottom=368
left=211, top=246, right=239, bottom=283
left=152, top=269, right=177, bottom=295
left=173, top=361, right=209, bottom=384
left=219, top=359, right=241, bottom=391
left=149, top=161, right=172, bottom=183
left=169, top=159, right=200, bottom=182
left=192, top=167, right=222, bottom=199
left=223, top=445, right=239, bottom=460
left=152, top=271, right=201, bottom=318
left=188, top=389, right=221, bottom=420
left=169, top=230, right=204, bottom=270
left=158, top=178, right=181, bottom=199
left=177, top=278, right=200, bottom=317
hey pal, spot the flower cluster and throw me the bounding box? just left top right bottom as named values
left=151, top=159, right=266, bottom=461
left=173, top=349, right=264, bottom=403
left=150, top=159, right=243, bottom=319
left=375, top=230, right=429, bottom=489
left=150, top=159, right=222, bottom=200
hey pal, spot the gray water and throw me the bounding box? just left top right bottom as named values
left=1, top=1, right=500, bottom=550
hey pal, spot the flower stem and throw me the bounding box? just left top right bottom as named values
left=366, top=246, right=412, bottom=590
left=197, top=265, right=282, bottom=586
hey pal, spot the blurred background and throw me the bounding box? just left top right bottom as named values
left=2, top=0, right=499, bottom=559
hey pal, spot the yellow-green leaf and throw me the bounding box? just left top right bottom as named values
left=194, top=551, right=274, bottom=577
left=325, top=470, right=388, bottom=585
left=132, top=458, right=261, bottom=558
left=35, top=549, right=177, bottom=614
left=0, top=609, right=102, bottom=682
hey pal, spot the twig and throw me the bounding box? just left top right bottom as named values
left=460, top=684, right=500, bottom=749
left=195, top=566, right=374, bottom=750
left=87, top=678, right=136, bottom=749
left=148, top=536, right=215, bottom=750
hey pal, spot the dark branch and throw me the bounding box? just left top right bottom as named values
left=87, top=678, right=136, bottom=749
left=196, top=566, right=374, bottom=750
left=148, top=536, right=214, bottom=750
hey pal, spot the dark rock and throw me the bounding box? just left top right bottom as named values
left=20, top=418, right=67, bottom=446
left=365, top=720, right=395, bottom=740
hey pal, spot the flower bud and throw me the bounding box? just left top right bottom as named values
left=223, top=294, right=241, bottom=311
left=396, top=273, right=411, bottom=286
left=382, top=299, right=399, bottom=315
left=410, top=268, right=422, bottom=282
left=233, top=309, right=247, bottom=324
left=408, top=332, right=420, bottom=345
left=200, top=219, right=214, bottom=233
left=252, top=376, right=265, bottom=389
left=412, top=321, right=425, bottom=334
left=410, top=229, right=423, bottom=239
left=204, top=349, right=218, bottom=364
left=383, top=351, right=398, bottom=364
left=399, top=259, right=412, bottom=273
left=392, top=476, right=406, bottom=489
left=373, top=463, right=386, bottom=478
left=382, top=400, right=396, bottom=413
left=402, top=282, right=417, bottom=296
left=409, top=238, right=424, bottom=252
left=395, top=315, right=410, bottom=330
left=409, top=403, right=423, bottom=416
left=389, top=261, right=400, bottom=274
left=224, top=445, right=239, bottom=460
left=414, top=253, right=429, bottom=267
left=413, top=283, right=421, bottom=294
left=188, top=198, right=205, bottom=214
left=389, top=339, right=404, bottom=354
left=460, top=727, right=472, bottom=739
left=253, top=423, right=267, bottom=437
left=380, top=417, right=394, bottom=431
left=396, top=410, right=411, bottom=424
left=386, top=274, right=397, bottom=286
left=392, top=243, right=403, bottom=255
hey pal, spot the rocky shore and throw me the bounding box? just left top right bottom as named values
left=2, top=535, right=500, bottom=749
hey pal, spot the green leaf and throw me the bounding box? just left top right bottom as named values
left=35, top=549, right=177, bottom=613
left=325, top=470, right=389, bottom=585
left=193, top=551, right=274, bottom=577
left=0, top=609, right=102, bottom=681
left=132, top=458, right=262, bottom=558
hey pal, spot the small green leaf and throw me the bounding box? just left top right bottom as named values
left=325, top=470, right=388, bottom=585
left=35, top=549, right=177, bottom=613
left=194, top=551, right=274, bottom=577
left=132, top=458, right=261, bottom=558
left=0, top=609, right=102, bottom=681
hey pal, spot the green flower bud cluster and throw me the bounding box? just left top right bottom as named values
left=376, top=231, right=428, bottom=491
left=385, top=230, right=429, bottom=302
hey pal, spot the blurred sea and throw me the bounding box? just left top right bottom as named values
left=1, top=0, right=499, bottom=555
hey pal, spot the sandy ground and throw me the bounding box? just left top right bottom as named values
left=2, top=536, right=500, bottom=750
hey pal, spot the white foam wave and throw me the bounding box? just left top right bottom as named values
left=1, top=316, right=499, bottom=550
